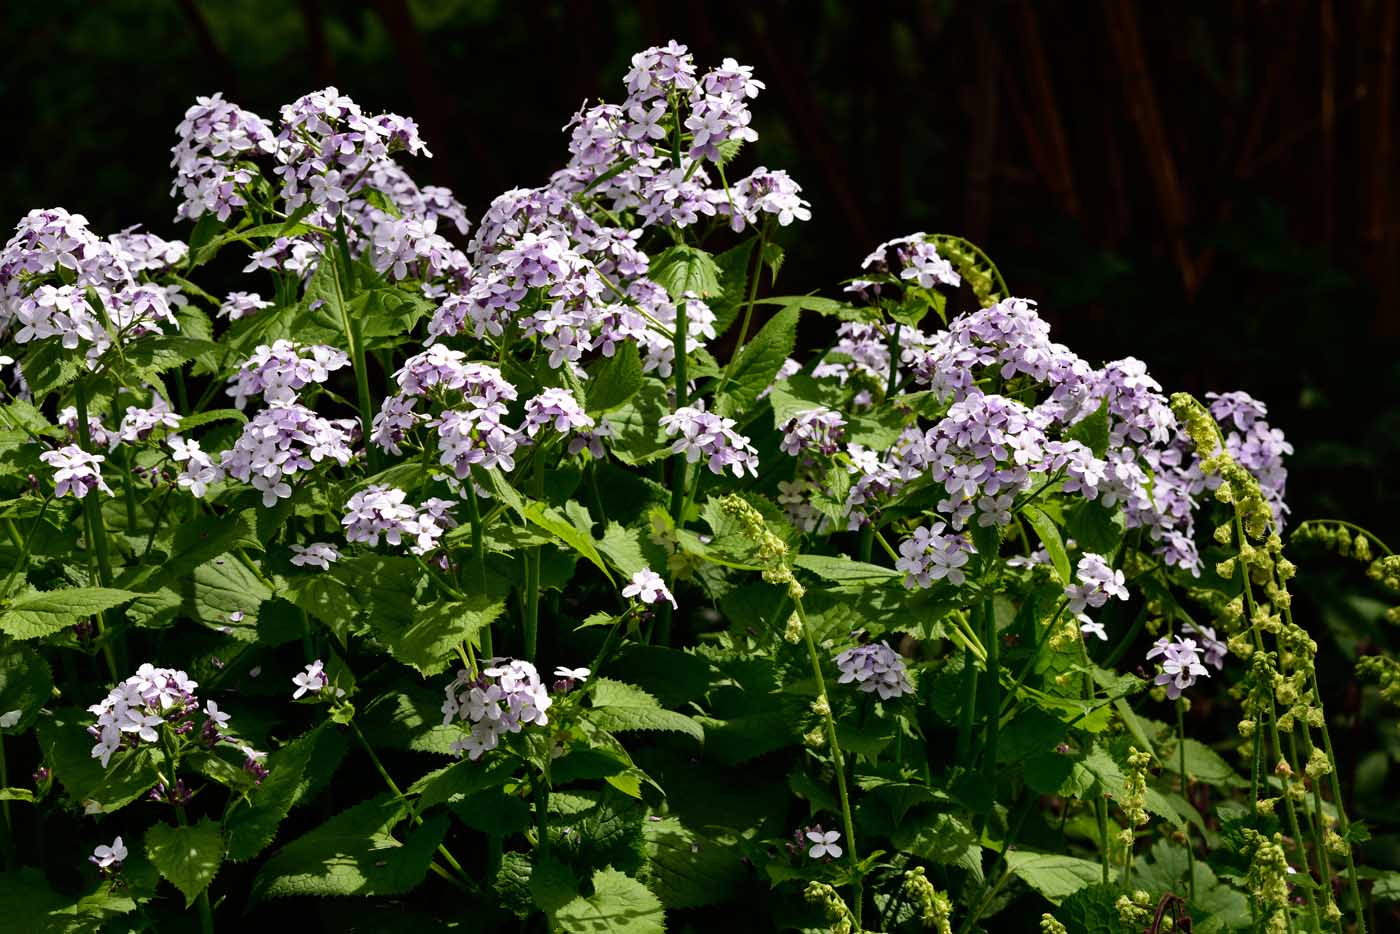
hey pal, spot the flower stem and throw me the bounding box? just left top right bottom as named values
left=792, top=596, right=862, bottom=926
left=73, top=380, right=119, bottom=682
left=331, top=218, right=377, bottom=472
left=464, top=473, right=492, bottom=657
left=523, top=457, right=543, bottom=660
left=716, top=223, right=769, bottom=395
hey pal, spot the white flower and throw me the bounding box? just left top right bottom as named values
left=203, top=700, right=231, bottom=727
left=554, top=667, right=591, bottom=682
left=90, top=836, right=127, bottom=869
left=621, top=567, right=677, bottom=608
left=0, top=709, right=21, bottom=728
left=806, top=830, right=843, bottom=859
left=292, top=659, right=328, bottom=699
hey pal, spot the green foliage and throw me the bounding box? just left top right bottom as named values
left=146, top=817, right=225, bottom=906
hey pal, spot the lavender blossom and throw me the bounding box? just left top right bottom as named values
left=40, top=445, right=112, bottom=499
left=441, top=660, right=554, bottom=760
left=1147, top=636, right=1210, bottom=699
left=621, top=567, right=677, bottom=608
left=659, top=403, right=759, bottom=478
left=290, top=542, right=340, bottom=570
left=834, top=642, right=913, bottom=700
left=895, top=523, right=974, bottom=589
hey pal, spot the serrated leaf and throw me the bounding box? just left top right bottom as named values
left=177, top=409, right=247, bottom=432
left=590, top=679, right=703, bottom=742
left=530, top=855, right=581, bottom=914
left=226, top=726, right=329, bottom=861
left=1066, top=500, right=1126, bottom=556
left=409, top=753, right=517, bottom=810
left=709, top=238, right=758, bottom=335
left=554, top=867, right=666, bottom=934
left=0, top=587, right=138, bottom=639
left=792, top=554, right=901, bottom=584
left=715, top=302, right=798, bottom=418
left=250, top=795, right=446, bottom=901
left=649, top=245, right=722, bottom=302
left=1021, top=504, right=1072, bottom=586
left=146, top=818, right=225, bottom=906
left=587, top=343, right=644, bottom=414
left=641, top=816, right=746, bottom=909
left=36, top=709, right=160, bottom=814
left=0, top=643, right=51, bottom=734
left=521, top=502, right=615, bottom=584
left=1005, top=851, right=1104, bottom=904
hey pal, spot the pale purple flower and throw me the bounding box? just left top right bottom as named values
left=442, top=659, right=553, bottom=760
left=90, top=836, right=128, bottom=870
left=1183, top=621, right=1228, bottom=671
left=1147, top=636, right=1210, bottom=699
left=342, top=485, right=452, bottom=555
left=217, top=402, right=354, bottom=506
left=834, top=642, right=913, bottom=699
left=622, top=568, right=677, bottom=609
left=40, top=445, right=112, bottom=499
left=1064, top=554, right=1129, bottom=616
left=780, top=407, right=846, bottom=457
left=226, top=340, right=350, bottom=409
left=522, top=387, right=594, bottom=438
left=292, top=660, right=328, bottom=699
left=87, top=664, right=209, bottom=767
left=218, top=291, right=273, bottom=320
left=554, top=666, right=591, bottom=682
left=290, top=542, right=340, bottom=570
left=896, top=523, right=974, bottom=589
left=659, top=403, right=759, bottom=478
left=806, top=830, right=843, bottom=860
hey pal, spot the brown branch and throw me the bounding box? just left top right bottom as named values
left=1101, top=0, right=1197, bottom=292
left=1014, top=2, right=1080, bottom=218
left=176, top=0, right=240, bottom=96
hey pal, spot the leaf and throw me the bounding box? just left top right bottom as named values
left=226, top=726, right=330, bottom=861
left=1021, top=504, right=1072, bottom=586
left=587, top=343, right=644, bottom=414
left=597, top=523, right=649, bottom=578
left=1005, top=851, right=1105, bottom=904
left=21, top=342, right=83, bottom=396
left=145, top=818, right=225, bottom=907
left=709, top=238, right=758, bottom=335
left=1065, top=399, right=1111, bottom=458
left=792, top=554, right=902, bottom=584
left=0, top=587, right=138, bottom=639
left=715, top=302, right=799, bottom=418
left=1066, top=500, right=1126, bottom=556
left=554, top=867, right=666, bottom=934
left=590, top=678, right=703, bottom=742
left=890, top=811, right=978, bottom=866
left=177, top=409, right=247, bottom=432
left=641, top=816, right=746, bottom=909
left=372, top=596, right=504, bottom=676
left=521, top=502, right=615, bottom=583
left=409, top=755, right=517, bottom=810
left=36, top=709, right=160, bottom=814
left=1053, top=884, right=1125, bottom=934
left=0, top=643, right=52, bottom=735
left=766, top=372, right=847, bottom=427
left=649, top=245, right=722, bottom=302
left=250, top=794, right=447, bottom=901
left=530, top=855, right=582, bottom=914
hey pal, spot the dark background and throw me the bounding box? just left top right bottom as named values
left=5, top=0, right=1400, bottom=898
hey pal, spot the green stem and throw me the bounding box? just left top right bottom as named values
left=524, top=458, right=543, bottom=660
left=331, top=219, right=377, bottom=472
left=0, top=737, right=12, bottom=870
left=533, top=773, right=551, bottom=860
left=73, top=380, right=119, bottom=682
left=980, top=597, right=1000, bottom=790
left=715, top=223, right=769, bottom=395
left=1310, top=671, right=1366, bottom=932
left=464, top=473, right=492, bottom=657
left=793, top=596, right=862, bottom=926
left=349, top=721, right=473, bottom=889
left=1176, top=701, right=1196, bottom=900
left=954, top=646, right=980, bottom=765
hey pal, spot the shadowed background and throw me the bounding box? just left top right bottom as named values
left=5, top=0, right=1400, bottom=870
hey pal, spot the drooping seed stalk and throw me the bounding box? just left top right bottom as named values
left=792, top=596, right=862, bottom=926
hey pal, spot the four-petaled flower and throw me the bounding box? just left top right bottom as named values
left=292, top=659, right=328, bottom=699
left=621, top=567, right=677, bottom=609
left=806, top=830, right=843, bottom=860
left=90, top=836, right=127, bottom=870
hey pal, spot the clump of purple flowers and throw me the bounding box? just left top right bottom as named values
left=40, top=445, right=111, bottom=499
left=226, top=340, right=350, bottom=409
left=1147, top=636, right=1211, bottom=699
left=895, top=523, right=974, bottom=589
left=441, top=659, right=554, bottom=760
left=659, top=403, right=759, bottom=478
left=780, top=407, right=846, bottom=457
left=1065, top=553, right=1129, bottom=641
left=834, top=642, right=914, bottom=700
left=342, top=485, right=454, bottom=556
left=217, top=402, right=356, bottom=506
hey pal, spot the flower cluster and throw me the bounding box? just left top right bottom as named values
left=1065, top=553, right=1129, bottom=640
left=621, top=567, right=677, bottom=608
left=87, top=664, right=256, bottom=770
left=780, top=407, right=846, bottom=457
left=441, top=659, right=554, bottom=760
left=834, top=642, right=914, bottom=699
left=39, top=445, right=111, bottom=499
left=659, top=403, right=759, bottom=478
left=1146, top=636, right=1211, bottom=699
left=170, top=93, right=277, bottom=222
left=217, top=403, right=355, bottom=506
left=342, top=485, right=454, bottom=555
left=847, top=233, right=961, bottom=301
left=226, top=340, right=350, bottom=408
left=292, top=659, right=329, bottom=699
left=896, top=523, right=974, bottom=589
left=290, top=542, right=340, bottom=569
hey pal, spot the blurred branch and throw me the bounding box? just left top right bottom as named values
left=1101, top=0, right=1197, bottom=292
left=176, top=0, right=239, bottom=97
left=1013, top=2, right=1080, bottom=219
